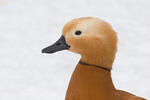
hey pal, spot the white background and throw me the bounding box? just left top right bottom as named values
left=0, top=0, right=150, bottom=99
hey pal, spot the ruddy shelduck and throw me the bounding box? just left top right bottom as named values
left=42, top=17, right=146, bottom=100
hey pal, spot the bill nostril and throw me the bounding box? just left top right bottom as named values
left=56, top=42, right=61, bottom=46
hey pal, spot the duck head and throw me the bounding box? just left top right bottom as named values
left=42, top=17, right=117, bottom=69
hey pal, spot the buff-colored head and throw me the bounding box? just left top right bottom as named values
left=62, top=17, right=117, bottom=68
left=42, top=17, right=117, bottom=69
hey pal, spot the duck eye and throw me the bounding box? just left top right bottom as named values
left=75, top=30, right=82, bottom=35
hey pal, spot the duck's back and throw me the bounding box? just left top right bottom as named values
left=116, top=90, right=146, bottom=100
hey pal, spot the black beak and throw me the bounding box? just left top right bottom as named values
left=42, top=35, right=70, bottom=54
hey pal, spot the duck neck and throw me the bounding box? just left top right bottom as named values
left=81, top=53, right=114, bottom=69
left=65, top=59, right=116, bottom=100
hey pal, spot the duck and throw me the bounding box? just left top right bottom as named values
left=42, top=17, right=146, bottom=100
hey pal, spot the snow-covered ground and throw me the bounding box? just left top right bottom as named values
left=0, top=0, right=150, bottom=99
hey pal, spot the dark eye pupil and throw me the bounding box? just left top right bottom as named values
left=75, top=30, right=82, bottom=35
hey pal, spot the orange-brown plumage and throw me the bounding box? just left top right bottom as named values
left=42, top=17, right=146, bottom=100
left=63, top=17, right=146, bottom=100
